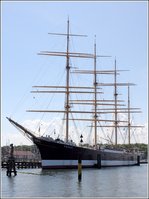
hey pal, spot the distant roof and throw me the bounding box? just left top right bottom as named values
left=14, top=151, right=35, bottom=156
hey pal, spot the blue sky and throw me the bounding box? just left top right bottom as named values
left=1, top=1, right=148, bottom=145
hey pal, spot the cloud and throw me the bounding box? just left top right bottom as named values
left=2, top=118, right=147, bottom=146
left=2, top=131, right=32, bottom=146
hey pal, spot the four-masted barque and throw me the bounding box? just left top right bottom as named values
left=7, top=20, right=143, bottom=169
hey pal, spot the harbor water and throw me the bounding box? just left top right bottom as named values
left=2, top=164, right=148, bottom=198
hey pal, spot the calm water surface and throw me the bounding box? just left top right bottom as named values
left=2, top=164, right=148, bottom=198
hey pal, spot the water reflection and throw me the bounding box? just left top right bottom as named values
left=77, top=180, right=83, bottom=197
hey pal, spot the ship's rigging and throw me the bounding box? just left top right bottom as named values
left=23, top=19, right=143, bottom=146
left=7, top=19, right=143, bottom=147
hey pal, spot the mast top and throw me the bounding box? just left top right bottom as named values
left=48, top=18, right=87, bottom=37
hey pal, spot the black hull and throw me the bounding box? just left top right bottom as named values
left=6, top=116, right=139, bottom=169
left=33, top=137, right=139, bottom=169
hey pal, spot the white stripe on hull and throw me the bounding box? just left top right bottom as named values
left=101, top=160, right=137, bottom=166
left=42, top=160, right=96, bottom=167
left=42, top=159, right=137, bottom=168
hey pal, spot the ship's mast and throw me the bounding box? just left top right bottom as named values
left=94, top=36, right=97, bottom=147
left=65, top=19, right=70, bottom=142
left=114, top=58, right=118, bottom=145
left=128, top=85, right=131, bottom=144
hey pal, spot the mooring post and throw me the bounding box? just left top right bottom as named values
left=6, top=144, right=17, bottom=177
left=97, top=154, right=101, bottom=169
left=137, top=155, right=140, bottom=166
left=78, top=156, right=82, bottom=182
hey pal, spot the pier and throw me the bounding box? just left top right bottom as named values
left=2, top=161, right=41, bottom=169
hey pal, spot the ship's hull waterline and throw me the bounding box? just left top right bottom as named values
left=33, top=137, right=139, bottom=169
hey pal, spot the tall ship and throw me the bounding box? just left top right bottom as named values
left=7, top=20, right=143, bottom=169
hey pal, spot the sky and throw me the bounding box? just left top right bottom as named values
left=1, top=1, right=148, bottom=146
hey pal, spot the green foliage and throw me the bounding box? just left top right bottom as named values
left=99, top=143, right=148, bottom=152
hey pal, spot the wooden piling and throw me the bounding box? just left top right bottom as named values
left=137, top=155, right=140, bottom=166
left=78, top=157, right=82, bottom=182
left=97, top=154, right=101, bottom=169
left=6, top=144, right=17, bottom=177
left=6, top=158, right=17, bottom=177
